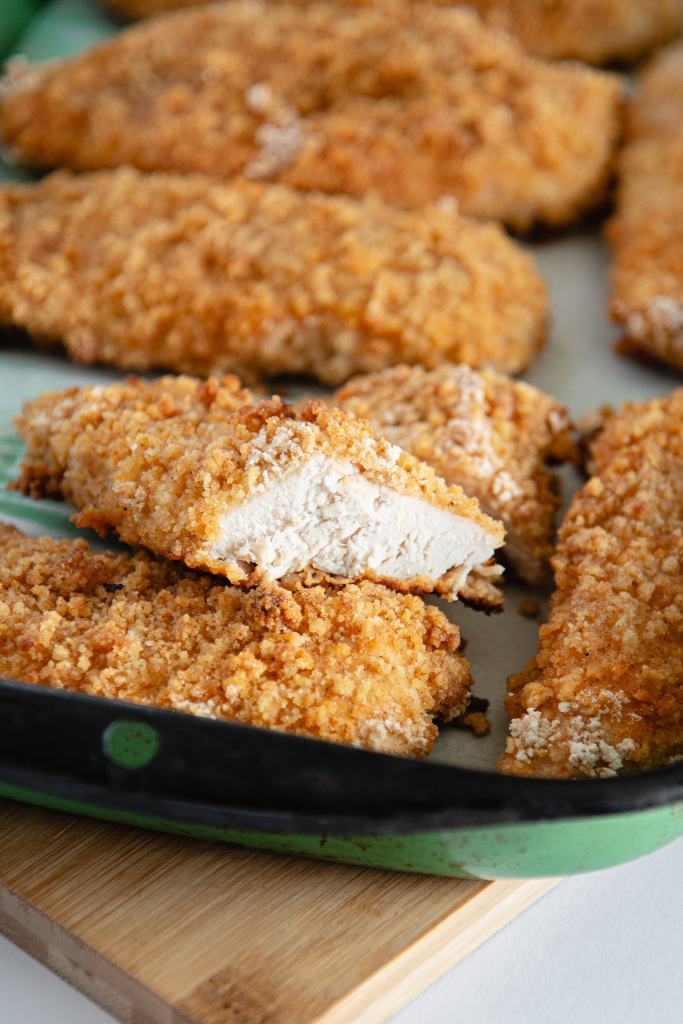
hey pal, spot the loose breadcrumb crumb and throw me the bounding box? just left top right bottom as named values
left=0, top=524, right=472, bottom=757
left=0, top=168, right=547, bottom=382
left=460, top=711, right=491, bottom=737
left=518, top=598, right=541, bottom=620
left=500, top=391, right=683, bottom=778
left=334, top=364, right=573, bottom=584
left=608, top=41, right=683, bottom=372
left=14, top=377, right=505, bottom=604
left=0, top=2, right=622, bottom=230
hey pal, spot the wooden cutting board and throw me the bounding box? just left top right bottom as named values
left=0, top=799, right=557, bottom=1024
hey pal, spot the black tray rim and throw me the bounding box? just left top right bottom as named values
left=2, top=678, right=683, bottom=836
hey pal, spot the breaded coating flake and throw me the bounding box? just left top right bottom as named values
left=335, top=365, right=574, bottom=585
left=470, top=0, right=683, bottom=65
left=0, top=169, right=547, bottom=382
left=500, top=391, right=683, bottom=778
left=0, top=525, right=472, bottom=757
left=14, top=378, right=505, bottom=605
left=608, top=42, right=683, bottom=372
left=0, top=2, right=622, bottom=230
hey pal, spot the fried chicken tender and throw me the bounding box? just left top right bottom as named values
left=470, top=0, right=683, bottom=65
left=14, top=378, right=505, bottom=605
left=0, top=169, right=547, bottom=382
left=500, top=391, right=683, bottom=778
left=334, top=365, right=574, bottom=585
left=105, top=0, right=683, bottom=67
left=0, top=524, right=472, bottom=757
left=608, top=42, right=683, bottom=372
left=0, top=2, right=623, bottom=230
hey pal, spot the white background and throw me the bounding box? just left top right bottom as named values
left=0, top=836, right=681, bottom=1024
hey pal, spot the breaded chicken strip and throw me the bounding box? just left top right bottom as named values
left=0, top=2, right=622, bottom=230
left=106, top=0, right=683, bottom=67
left=500, top=391, right=683, bottom=778
left=608, top=42, right=683, bottom=371
left=470, top=1, right=683, bottom=65
left=0, top=525, right=472, bottom=757
left=0, top=170, right=547, bottom=382
left=334, top=365, right=574, bottom=585
left=13, top=379, right=505, bottom=606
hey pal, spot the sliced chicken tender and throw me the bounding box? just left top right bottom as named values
left=0, top=169, right=546, bottom=382
left=0, top=2, right=622, bottom=230
left=335, top=365, right=573, bottom=585
left=0, top=525, right=472, bottom=757
left=13, top=380, right=505, bottom=605
left=608, top=41, right=683, bottom=372
left=500, top=391, right=683, bottom=779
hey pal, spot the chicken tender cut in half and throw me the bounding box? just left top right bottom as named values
left=0, top=2, right=623, bottom=230
left=334, top=365, right=574, bottom=585
left=500, top=391, right=683, bottom=779
left=608, top=42, right=683, bottom=372
left=0, top=170, right=547, bottom=382
left=470, top=0, right=683, bottom=65
left=0, top=525, right=472, bottom=757
left=13, top=378, right=505, bottom=607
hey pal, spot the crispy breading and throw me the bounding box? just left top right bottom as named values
left=0, top=2, right=622, bottom=230
left=106, top=0, right=683, bottom=66
left=334, top=365, right=574, bottom=585
left=500, top=391, right=683, bottom=778
left=470, top=0, right=683, bottom=65
left=13, top=378, right=505, bottom=605
left=608, top=42, right=683, bottom=371
left=0, top=169, right=547, bottom=382
left=0, top=524, right=472, bottom=757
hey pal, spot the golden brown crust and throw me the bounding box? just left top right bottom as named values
left=471, top=0, right=683, bottom=64
left=500, top=391, right=683, bottom=778
left=14, top=377, right=504, bottom=602
left=0, top=169, right=546, bottom=382
left=108, top=0, right=683, bottom=64
left=0, top=524, right=471, bottom=757
left=608, top=42, right=683, bottom=371
left=335, top=364, right=574, bottom=584
left=0, top=3, right=622, bottom=230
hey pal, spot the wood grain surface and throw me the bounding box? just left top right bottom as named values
left=0, top=800, right=557, bottom=1024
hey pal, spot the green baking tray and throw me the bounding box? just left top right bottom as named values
left=0, top=0, right=682, bottom=880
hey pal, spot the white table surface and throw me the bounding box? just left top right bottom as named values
left=1, top=836, right=681, bottom=1024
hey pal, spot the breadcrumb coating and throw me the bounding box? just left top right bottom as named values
left=107, top=0, right=683, bottom=64
left=335, top=365, right=574, bottom=585
left=0, top=524, right=472, bottom=757
left=608, top=42, right=683, bottom=372
left=0, top=2, right=623, bottom=230
left=0, top=169, right=547, bottom=382
left=500, top=391, right=683, bottom=778
left=13, top=378, right=505, bottom=604
left=470, top=0, right=683, bottom=65
left=107, top=0, right=683, bottom=67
